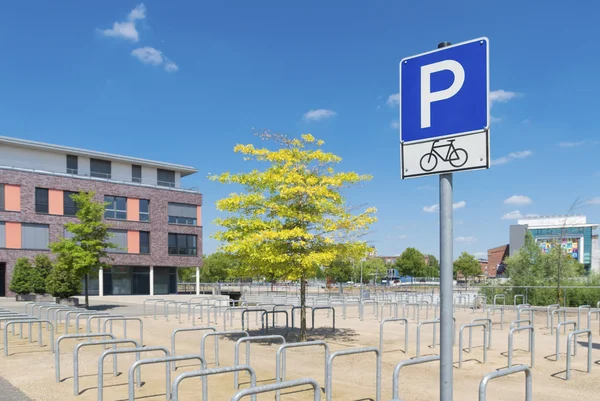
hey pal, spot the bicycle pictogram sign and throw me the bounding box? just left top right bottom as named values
left=419, top=139, right=468, bottom=172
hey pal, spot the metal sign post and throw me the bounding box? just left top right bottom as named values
left=398, top=38, right=490, bottom=401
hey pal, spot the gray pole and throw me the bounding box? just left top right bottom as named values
left=438, top=39, right=454, bottom=401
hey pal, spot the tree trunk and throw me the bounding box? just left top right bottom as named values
left=300, top=272, right=307, bottom=342
left=84, top=273, right=89, bottom=309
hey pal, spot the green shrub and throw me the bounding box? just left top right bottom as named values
left=31, top=254, right=53, bottom=295
left=45, top=262, right=81, bottom=300
left=9, top=257, right=34, bottom=295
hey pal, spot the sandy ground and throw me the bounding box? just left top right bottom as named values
left=0, top=298, right=599, bottom=400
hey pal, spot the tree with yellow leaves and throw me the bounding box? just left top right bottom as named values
left=211, top=132, right=377, bottom=340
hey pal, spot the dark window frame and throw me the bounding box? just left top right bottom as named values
left=168, top=233, right=197, bottom=256
left=63, top=191, right=79, bottom=216
left=139, top=231, right=150, bottom=254
left=139, top=199, right=150, bottom=222
left=90, top=158, right=112, bottom=179
left=0, top=183, right=4, bottom=211
left=132, top=165, right=142, bottom=183
left=35, top=188, right=49, bottom=214
left=104, top=195, right=127, bottom=220
left=66, top=155, right=78, bottom=174
left=157, top=169, right=176, bottom=187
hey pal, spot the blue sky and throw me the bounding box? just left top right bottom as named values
left=0, top=1, right=599, bottom=258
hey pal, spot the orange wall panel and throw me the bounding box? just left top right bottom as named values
left=4, top=185, right=21, bottom=212
left=49, top=189, right=64, bottom=215
left=127, top=198, right=139, bottom=221
left=128, top=231, right=140, bottom=254
left=5, top=222, right=22, bottom=249
left=197, top=206, right=202, bottom=226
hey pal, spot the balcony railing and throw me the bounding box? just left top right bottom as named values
left=0, top=160, right=200, bottom=193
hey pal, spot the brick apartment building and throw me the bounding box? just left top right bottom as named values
left=487, top=245, right=509, bottom=278
left=0, top=136, right=203, bottom=297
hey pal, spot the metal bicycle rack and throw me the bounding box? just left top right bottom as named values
left=97, top=346, right=169, bottom=401
left=577, top=305, right=591, bottom=329
left=487, top=307, right=504, bottom=330
left=56, top=308, right=86, bottom=327
left=454, top=295, right=468, bottom=311
left=3, top=319, right=54, bottom=356
left=224, top=307, right=248, bottom=330
left=127, top=354, right=204, bottom=401
left=232, top=378, right=320, bottom=401
left=75, top=312, right=109, bottom=334
left=566, top=329, right=592, bottom=380
left=359, top=299, right=378, bottom=321
left=416, top=319, right=439, bottom=358
left=291, top=306, right=313, bottom=329
left=473, top=295, right=487, bottom=313
left=170, top=327, right=216, bottom=370
left=510, top=319, right=532, bottom=331
left=241, top=309, right=267, bottom=331
left=513, top=295, right=526, bottom=311
left=550, top=309, right=568, bottom=334
left=262, top=310, right=289, bottom=334
left=403, top=303, right=420, bottom=322
left=87, top=314, right=125, bottom=334
left=546, top=304, right=561, bottom=329
left=508, top=326, right=534, bottom=368
left=64, top=310, right=93, bottom=334
left=102, top=317, right=144, bottom=346
left=312, top=307, right=335, bottom=332
left=73, top=338, right=140, bottom=396
left=171, top=365, right=257, bottom=401
left=273, top=305, right=294, bottom=325
left=479, top=365, right=532, bottom=401
left=200, top=330, right=249, bottom=368
left=275, top=340, right=329, bottom=401
left=588, top=309, right=600, bottom=334
left=458, top=323, right=488, bottom=368
left=379, top=301, right=399, bottom=320
left=471, top=318, right=492, bottom=349
left=143, top=298, right=164, bottom=318
left=326, top=347, right=381, bottom=401
left=493, top=294, right=506, bottom=308
left=0, top=316, right=36, bottom=338
left=517, top=308, right=534, bottom=325
left=392, top=355, right=439, bottom=400
left=25, top=302, right=54, bottom=316
left=343, top=299, right=360, bottom=319
left=379, top=318, right=408, bottom=354
left=55, top=333, right=116, bottom=382
left=555, top=321, right=577, bottom=360
left=208, top=305, right=230, bottom=324
left=234, top=335, right=286, bottom=389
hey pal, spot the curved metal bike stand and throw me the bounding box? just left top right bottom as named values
left=55, top=333, right=116, bottom=382
left=379, top=318, right=409, bottom=354
left=291, top=306, right=313, bottom=329
left=392, top=355, right=439, bottom=400
left=359, top=300, right=377, bottom=321
left=342, top=299, right=360, bottom=320
left=513, top=295, right=526, bottom=311
left=379, top=302, right=399, bottom=320
left=207, top=305, right=230, bottom=324
left=73, top=338, right=140, bottom=396
left=486, top=307, right=504, bottom=331
left=416, top=319, right=439, bottom=358
left=142, top=298, right=164, bottom=318
left=312, top=307, right=335, bottom=332
left=546, top=304, right=561, bottom=329
left=454, top=295, right=468, bottom=311
left=56, top=308, right=86, bottom=328
left=588, top=309, right=600, bottom=334
left=172, top=365, right=257, bottom=401
left=273, top=305, right=294, bottom=325
left=153, top=300, right=170, bottom=320
left=403, top=303, right=420, bottom=322
left=64, top=310, right=93, bottom=334
left=87, top=315, right=125, bottom=335
left=555, top=321, right=577, bottom=361
left=232, top=378, right=320, bottom=401
left=224, top=307, right=248, bottom=330
left=3, top=319, right=53, bottom=356
left=97, top=346, right=168, bottom=401
left=577, top=305, right=591, bottom=329
left=479, top=365, right=532, bottom=401
left=550, top=309, right=568, bottom=335
left=326, top=347, right=381, bottom=401
left=473, top=295, right=487, bottom=313
left=241, top=309, right=267, bottom=331
left=508, top=325, right=534, bottom=368
left=262, top=310, right=289, bottom=335
left=170, top=326, right=216, bottom=370
left=493, top=294, right=506, bottom=308
left=275, top=341, right=329, bottom=401
left=75, top=313, right=109, bottom=334
left=234, top=335, right=286, bottom=389
left=200, top=330, right=249, bottom=368
left=127, top=354, right=205, bottom=401
left=566, top=329, right=592, bottom=380
left=458, top=323, right=488, bottom=368
left=0, top=315, right=36, bottom=331
left=471, top=318, right=492, bottom=349
left=517, top=308, right=535, bottom=326
left=102, top=317, right=144, bottom=347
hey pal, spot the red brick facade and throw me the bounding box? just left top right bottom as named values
left=487, top=245, right=509, bottom=278
left=0, top=169, right=203, bottom=295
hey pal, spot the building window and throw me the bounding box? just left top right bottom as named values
left=104, top=196, right=127, bottom=220
left=108, top=229, right=128, bottom=253
left=0, top=184, right=4, bottom=210
left=139, top=199, right=150, bottom=222
left=35, top=188, right=49, bottom=214
left=168, top=233, right=197, bottom=256
left=0, top=222, right=5, bottom=248
left=157, top=169, right=175, bottom=187
left=22, top=224, right=49, bottom=250
left=168, top=203, right=197, bottom=225
left=140, top=231, right=150, bottom=254
left=66, top=155, right=78, bottom=174
left=63, top=191, right=79, bottom=216
left=90, top=158, right=111, bottom=179
left=132, top=165, right=142, bottom=183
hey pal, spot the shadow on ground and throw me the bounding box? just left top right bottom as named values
left=243, top=327, right=360, bottom=343
left=87, top=304, right=127, bottom=311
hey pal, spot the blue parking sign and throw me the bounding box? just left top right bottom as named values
left=400, top=38, right=489, bottom=143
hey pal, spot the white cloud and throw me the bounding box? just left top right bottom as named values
left=489, top=89, right=518, bottom=106
left=504, top=195, right=532, bottom=205
left=387, top=93, right=400, bottom=106
left=131, top=47, right=163, bottom=65
left=101, top=3, right=146, bottom=42
left=390, top=120, right=399, bottom=129
left=559, top=141, right=586, bottom=148
left=587, top=197, right=600, bottom=205
left=303, top=109, right=337, bottom=122
left=501, top=210, right=523, bottom=220
left=423, top=201, right=466, bottom=213
left=400, top=235, right=408, bottom=239
left=455, top=236, right=477, bottom=243
left=164, top=61, right=179, bottom=73
left=492, top=150, right=532, bottom=166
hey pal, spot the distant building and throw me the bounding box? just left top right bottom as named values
left=509, top=215, right=598, bottom=273
left=378, top=256, right=398, bottom=265
left=487, top=245, right=509, bottom=278
left=478, top=259, right=488, bottom=276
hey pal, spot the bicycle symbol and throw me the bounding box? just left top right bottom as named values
left=420, top=139, right=468, bottom=172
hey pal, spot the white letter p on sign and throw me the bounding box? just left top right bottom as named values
left=420, top=60, right=465, bottom=129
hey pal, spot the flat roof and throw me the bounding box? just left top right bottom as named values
left=0, top=135, right=198, bottom=177
left=526, top=224, right=599, bottom=229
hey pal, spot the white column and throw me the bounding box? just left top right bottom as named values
left=98, top=268, right=104, bottom=297
left=196, top=266, right=200, bottom=295
left=149, top=266, right=154, bottom=296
